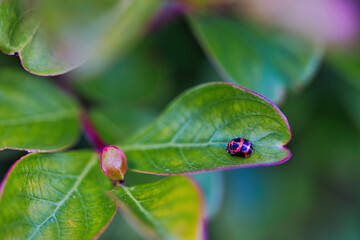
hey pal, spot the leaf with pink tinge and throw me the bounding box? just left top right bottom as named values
left=108, top=176, right=205, bottom=240
left=120, top=82, right=292, bottom=175
left=0, top=150, right=117, bottom=239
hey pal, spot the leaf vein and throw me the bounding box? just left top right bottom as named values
left=26, top=154, right=97, bottom=240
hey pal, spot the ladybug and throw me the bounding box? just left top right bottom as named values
left=226, top=137, right=253, bottom=158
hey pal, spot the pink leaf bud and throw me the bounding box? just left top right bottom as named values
left=100, top=146, right=127, bottom=181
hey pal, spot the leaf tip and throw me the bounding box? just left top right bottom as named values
left=0, top=153, right=34, bottom=200
left=223, top=82, right=293, bottom=144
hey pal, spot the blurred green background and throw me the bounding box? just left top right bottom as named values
left=0, top=9, right=359, bottom=240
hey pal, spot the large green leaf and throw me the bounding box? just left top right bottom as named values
left=188, top=14, right=323, bottom=102
left=0, top=68, right=80, bottom=151
left=121, top=83, right=291, bottom=174
left=0, top=150, right=117, bottom=239
left=0, top=0, right=161, bottom=76
left=108, top=176, right=204, bottom=240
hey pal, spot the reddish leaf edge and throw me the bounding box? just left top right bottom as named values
left=0, top=152, right=118, bottom=240
left=225, top=82, right=292, bottom=145
left=126, top=82, right=292, bottom=176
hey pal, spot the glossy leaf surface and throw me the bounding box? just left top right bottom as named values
left=0, top=69, right=80, bottom=151
left=188, top=14, right=322, bottom=102
left=121, top=83, right=291, bottom=174
left=109, top=176, right=204, bottom=240
left=0, top=0, right=161, bottom=76
left=0, top=151, right=117, bottom=239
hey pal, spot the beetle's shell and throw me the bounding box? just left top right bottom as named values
left=226, top=137, right=253, bottom=158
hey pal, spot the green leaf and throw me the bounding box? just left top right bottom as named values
left=0, top=68, right=80, bottom=151
left=108, top=176, right=204, bottom=240
left=121, top=82, right=291, bottom=174
left=0, top=0, right=161, bottom=76
left=0, top=0, right=76, bottom=75
left=0, top=150, right=117, bottom=239
left=188, top=14, right=323, bottom=102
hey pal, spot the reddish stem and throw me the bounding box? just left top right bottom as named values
left=52, top=75, right=108, bottom=155
left=81, top=111, right=107, bottom=155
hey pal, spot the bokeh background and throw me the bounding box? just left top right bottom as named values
left=1, top=0, right=359, bottom=239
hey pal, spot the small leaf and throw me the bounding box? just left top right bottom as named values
left=108, top=176, right=205, bottom=240
left=188, top=14, right=323, bottom=102
left=121, top=82, right=291, bottom=175
left=0, top=150, right=117, bottom=239
left=0, top=68, right=80, bottom=151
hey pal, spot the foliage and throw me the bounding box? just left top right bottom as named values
left=0, top=151, right=116, bottom=239
left=0, top=0, right=358, bottom=239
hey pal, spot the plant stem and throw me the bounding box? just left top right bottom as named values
left=81, top=111, right=107, bottom=155
left=112, top=179, right=125, bottom=186
left=53, top=74, right=108, bottom=155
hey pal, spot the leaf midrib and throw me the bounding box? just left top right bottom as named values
left=26, top=154, right=97, bottom=240
left=121, top=141, right=285, bottom=151
left=121, top=142, right=226, bottom=151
